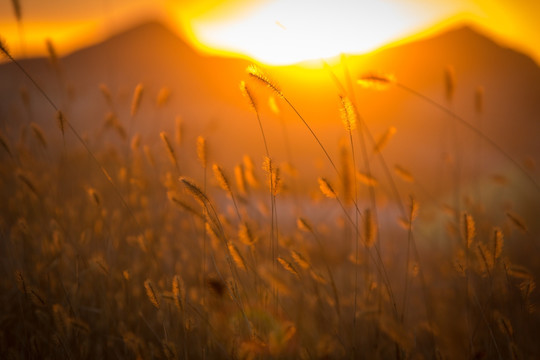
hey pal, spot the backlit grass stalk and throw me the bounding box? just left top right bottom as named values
left=247, top=65, right=339, bottom=176
left=339, top=58, right=382, bottom=253
left=212, top=163, right=242, bottom=221
left=473, top=86, right=485, bottom=204
left=240, top=79, right=279, bottom=308
left=340, top=59, right=400, bottom=335
left=178, top=176, right=252, bottom=333
left=30, top=122, right=47, bottom=149
left=353, top=72, right=443, bottom=356
left=444, top=66, right=462, bottom=227
left=130, top=83, right=144, bottom=118
left=384, top=78, right=540, bottom=195
left=318, top=176, right=397, bottom=318
left=279, top=60, right=399, bottom=322
left=339, top=94, right=361, bottom=336
left=247, top=65, right=383, bottom=240
left=196, top=135, right=208, bottom=314
left=246, top=66, right=371, bottom=273
left=326, top=64, right=408, bottom=218
left=160, top=131, right=179, bottom=173
left=332, top=64, right=424, bottom=359
left=470, top=287, right=504, bottom=360
left=296, top=217, right=341, bottom=318
left=462, top=212, right=476, bottom=353
left=45, top=38, right=68, bottom=111
left=0, top=130, right=16, bottom=161
left=357, top=71, right=540, bottom=285
left=400, top=196, right=418, bottom=323
left=269, top=95, right=299, bottom=200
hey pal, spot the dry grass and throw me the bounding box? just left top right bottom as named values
left=0, top=47, right=539, bottom=360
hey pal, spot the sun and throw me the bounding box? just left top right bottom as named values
left=177, top=0, right=450, bottom=66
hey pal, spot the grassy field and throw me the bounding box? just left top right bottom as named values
left=1, top=40, right=539, bottom=360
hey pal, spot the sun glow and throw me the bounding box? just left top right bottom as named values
left=183, top=0, right=451, bottom=65
left=1, top=20, right=102, bottom=59
left=2, top=1, right=539, bottom=66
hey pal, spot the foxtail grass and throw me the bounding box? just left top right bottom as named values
left=29, top=122, right=47, bottom=149
left=359, top=74, right=540, bottom=195
left=130, top=83, right=144, bottom=118
left=178, top=176, right=252, bottom=334
left=247, top=64, right=339, bottom=176
left=0, top=42, right=149, bottom=250
left=0, top=130, right=14, bottom=159
left=144, top=280, right=160, bottom=309
left=212, top=163, right=242, bottom=221
left=296, top=216, right=341, bottom=317
left=240, top=77, right=279, bottom=311
left=160, top=131, right=179, bottom=173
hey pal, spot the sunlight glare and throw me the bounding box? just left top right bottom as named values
left=187, top=0, right=444, bottom=65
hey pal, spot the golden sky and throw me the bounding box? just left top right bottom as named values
left=1, top=0, right=539, bottom=65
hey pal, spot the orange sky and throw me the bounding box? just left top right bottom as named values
left=1, top=0, right=539, bottom=65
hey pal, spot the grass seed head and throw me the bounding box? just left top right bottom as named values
left=291, top=250, right=310, bottom=269
left=263, top=157, right=281, bottom=195
left=357, top=73, right=396, bottom=90
left=240, top=81, right=258, bottom=112
left=297, top=217, right=314, bottom=233
left=268, top=95, right=280, bottom=115
left=30, top=122, right=47, bottom=148
left=56, top=111, right=66, bottom=138
left=246, top=64, right=283, bottom=98
left=493, top=227, right=504, bottom=260
left=229, top=243, right=247, bottom=271
left=373, top=126, right=397, bottom=153
left=144, top=280, right=160, bottom=309
left=243, top=155, right=259, bottom=188
left=444, top=65, right=455, bottom=102
left=160, top=131, right=178, bottom=170
left=356, top=172, right=378, bottom=187
left=45, top=38, right=58, bottom=67
left=179, top=177, right=209, bottom=205
left=339, top=95, right=357, bottom=131
left=17, top=171, right=39, bottom=197
left=15, top=270, right=27, bottom=296
left=318, top=177, right=337, bottom=199
left=0, top=131, right=13, bottom=157
left=213, top=164, right=231, bottom=193
left=130, top=83, right=144, bottom=117
left=0, top=37, right=11, bottom=59
left=86, top=187, right=101, bottom=206
left=238, top=222, right=256, bottom=245
left=156, top=87, right=171, bottom=107
left=363, top=208, right=377, bottom=248
left=278, top=257, right=299, bottom=278
left=11, top=0, right=22, bottom=22
left=462, top=213, right=476, bottom=248
left=394, top=164, right=414, bottom=183
left=172, top=275, right=185, bottom=311
left=197, top=136, right=207, bottom=168
left=99, top=83, right=114, bottom=108
left=234, top=164, right=247, bottom=195
left=506, top=212, right=527, bottom=233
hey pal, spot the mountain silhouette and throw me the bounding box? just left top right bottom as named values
left=1, top=20, right=539, bottom=202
